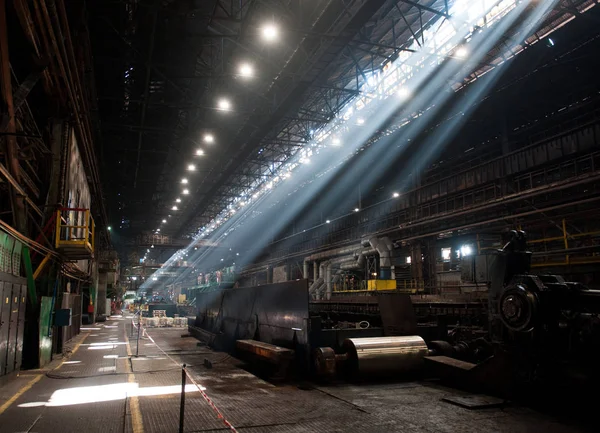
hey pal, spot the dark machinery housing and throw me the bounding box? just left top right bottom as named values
left=191, top=231, right=600, bottom=410
left=311, top=231, right=600, bottom=408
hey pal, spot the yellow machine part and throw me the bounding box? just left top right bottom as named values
left=367, top=280, right=397, bottom=291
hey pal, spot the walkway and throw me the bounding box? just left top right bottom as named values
left=0, top=314, right=591, bottom=432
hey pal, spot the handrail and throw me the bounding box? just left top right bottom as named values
left=54, top=208, right=95, bottom=254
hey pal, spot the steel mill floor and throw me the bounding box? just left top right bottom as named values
left=0, top=315, right=591, bottom=433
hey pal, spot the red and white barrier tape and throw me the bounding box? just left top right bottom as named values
left=138, top=320, right=237, bottom=432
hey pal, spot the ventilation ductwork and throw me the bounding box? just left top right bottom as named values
left=369, top=237, right=394, bottom=279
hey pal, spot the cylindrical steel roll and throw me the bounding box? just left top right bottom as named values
left=342, top=336, right=428, bottom=375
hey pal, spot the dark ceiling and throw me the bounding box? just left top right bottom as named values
left=87, top=0, right=594, bottom=262
left=88, top=0, right=453, bottom=250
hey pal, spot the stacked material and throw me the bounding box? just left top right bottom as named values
left=139, top=315, right=188, bottom=328
left=146, top=317, right=159, bottom=327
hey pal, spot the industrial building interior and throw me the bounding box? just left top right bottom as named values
left=1, top=0, right=600, bottom=431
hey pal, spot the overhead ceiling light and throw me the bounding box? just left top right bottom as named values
left=331, top=137, right=341, bottom=146
left=326, top=220, right=331, bottom=224
left=162, top=219, right=166, bottom=223
left=196, top=149, right=204, bottom=156
left=393, top=192, right=400, bottom=198
left=181, top=178, right=188, bottom=184
left=455, top=46, right=468, bottom=58
left=187, top=164, right=196, bottom=171
left=172, top=206, right=178, bottom=210
left=203, top=134, right=214, bottom=143
left=356, top=118, right=365, bottom=125
left=217, top=98, right=231, bottom=111
left=354, top=208, right=359, bottom=212
left=239, top=63, right=254, bottom=78
left=152, top=277, right=158, bottom=281
left=176, top=198, right=181, bottom=203
left=156, top=229, right=160, bottom=232
left=182, top=189, right=189, bottom=195
left=107, top=226, right=112, bottom=231
left=397, top=87, right=410, bottom=99
left=261, top=23, right=278, bottom=42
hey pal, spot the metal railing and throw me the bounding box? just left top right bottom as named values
left=55, top=208, right=95, bottom=254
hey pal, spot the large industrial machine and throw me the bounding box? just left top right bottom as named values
left=311, top=230, right=600, bottom=416
left=191, top=231, right=600, bottom=417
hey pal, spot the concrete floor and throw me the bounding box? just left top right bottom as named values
left=0, top=314, right=591, bottom=432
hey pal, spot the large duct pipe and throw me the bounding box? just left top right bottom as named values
left=306, top=245, right=362, bottom=262
left=319, top=262, right=326, bottom=279
left=309, top=277, right=324, bottom=295
left=303, top=260, right=310, bottom=279
left=338, top=247, right=375, bottom=270
left=326, top=262, right=332, bottom=300
left=313, top=261, right=318, bottom=281
left=370, top=237, right=394, bottom=279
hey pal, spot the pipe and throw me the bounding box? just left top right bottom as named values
left=303, top=260, right=309, bottom=279
left=308, top=277, right=324, bottom=294
left=319, top=262, right=327, bottom=279
left=370, top=237, right=394, bottom=279
left=326, top=262, right=333, bottom=300
left=306, top=244, right=362, bottom=262
left=313, top=261, right=318, bottom=281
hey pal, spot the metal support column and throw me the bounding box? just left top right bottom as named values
left=0, top=0, right=27, bottom=234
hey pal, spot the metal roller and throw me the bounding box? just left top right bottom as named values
left=342, top=336, right=428, bottom=375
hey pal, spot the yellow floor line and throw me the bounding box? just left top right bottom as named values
left=0, top=374, right=43, bottom=415
left=0, top=329, right=89, bottom=416
left=124, top=320, right=144, bottom=433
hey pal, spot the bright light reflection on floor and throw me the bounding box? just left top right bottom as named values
left=62, top=361, right=82, bottom=365
left=103, top=355, right=119, bottom=359
left=98, top=366, right=116, bottom=372
left=88, top=345, right=117, bottom=350
left=18, top=383, right=205, bottom=407
left=81, top=327, right=102, bottom=331
left=88, top=342, right=126, bottom=346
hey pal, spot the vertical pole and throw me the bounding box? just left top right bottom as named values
left=179, top=364, right=186, bottom=433
left=136, top=312, right=140, bottom=357
left=562, top=218, right=569, bottom=265
left=0, top=0, right=26, bottom=234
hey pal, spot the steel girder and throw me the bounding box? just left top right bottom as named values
left=177, top=0, right=441, bottom=237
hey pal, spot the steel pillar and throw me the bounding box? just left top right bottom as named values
left=0, top=0, right=27, bottom=234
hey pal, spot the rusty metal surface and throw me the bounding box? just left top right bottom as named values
left=236, top=339, right=295, bottom=364
left=314, top=346, right=337, bottom=377
left=424, top=355, right=477, bottom=371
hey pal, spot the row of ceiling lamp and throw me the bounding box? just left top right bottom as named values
left=148, top=23, right=283, bottom=254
